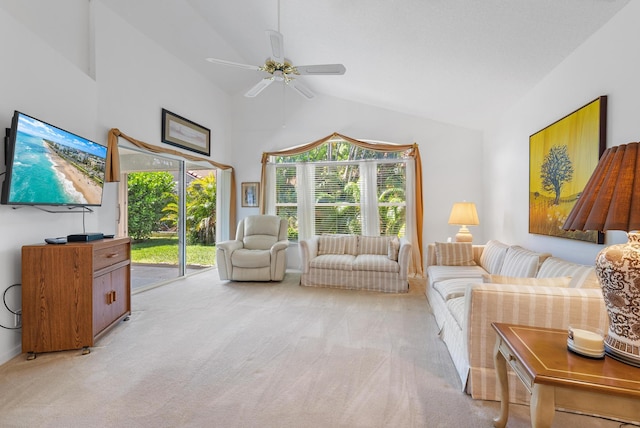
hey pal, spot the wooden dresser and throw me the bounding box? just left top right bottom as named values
left=21, top=237, right=131, bottom=358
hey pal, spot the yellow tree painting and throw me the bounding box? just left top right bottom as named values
left=529, top=96, right=606, bottom=243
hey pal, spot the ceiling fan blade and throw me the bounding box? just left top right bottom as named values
left=295, top=64, right=347, bottom=75
left=287, top=79, right=315, bottom=99
left=245, top=78, right=274, bottom=98
left=205, top=57, right=261, bottom=71
left=266, top=30, right=284, bottom=63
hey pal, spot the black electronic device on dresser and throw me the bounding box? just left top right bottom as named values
left=67, top=232, right=104, bottom=242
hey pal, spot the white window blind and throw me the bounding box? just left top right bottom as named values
left=272, top=158, right=406, bottom=241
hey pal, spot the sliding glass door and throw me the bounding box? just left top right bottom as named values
left=118, top=147, right=217, bottom=291
left=183, top=164, right=217, bottom=277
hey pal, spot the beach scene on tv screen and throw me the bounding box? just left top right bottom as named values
left=9, top=114, right=107, bottom=205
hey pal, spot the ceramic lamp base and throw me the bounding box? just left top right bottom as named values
left=597, top=231, right=640, bottom=367
left=455, top=226, right=472, bottom=243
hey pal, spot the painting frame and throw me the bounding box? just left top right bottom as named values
left=161, top=108, right=211, bottom=156
left=241, top=182, right=260, bottom=208
left=529, top=96, right=607, bottom=244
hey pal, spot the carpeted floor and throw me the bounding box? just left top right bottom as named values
left=0, top=270, right=627, bottom=427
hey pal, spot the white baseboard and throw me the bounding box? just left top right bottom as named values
left=0, top=342, right=21, bottom=366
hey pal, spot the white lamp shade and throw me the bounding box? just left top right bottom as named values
left=448, top=202, right=479, bottom=226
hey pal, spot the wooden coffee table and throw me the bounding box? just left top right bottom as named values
left=492, top=323, right=640, bottom=428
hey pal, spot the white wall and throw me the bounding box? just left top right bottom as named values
left=484, top=1, right=640, bottom=265
left=0, top=0, right=92, bottom=76
left=0, top=1, right=230, bottom=365
left=230, top=87, right=484, bottom=269
left=93, top=3, right=231, bottom=162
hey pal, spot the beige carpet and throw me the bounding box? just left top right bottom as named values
left=0, top=271, right=625, bottom=427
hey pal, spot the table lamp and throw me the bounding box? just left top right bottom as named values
left=563, top=142, right=640, bottom=366
left=448, top=202, right=479, bottom=243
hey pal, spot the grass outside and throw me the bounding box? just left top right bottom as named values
left=131, top=236, right=216, bottom=267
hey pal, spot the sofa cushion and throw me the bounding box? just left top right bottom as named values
left=318, top=235, right=345, bottom=255
left=231, top=248, right=271, bottom=268
left=309, top=254, right=355, bottom=270
left=427, top=265, right=487, bottom=285
left=446, top=296, right=467, bottom=330
left=479, top=240, right=509, bottom=274
left=342, top=235, right=359, bottom=256
left=244, top=215, right=280, bottom=234
left=388, top=237, right=400, bottom=261
left=243, top=235, right=277, bottom=250
left=536, top=257, right=599, bottom=289
left=353, top=254, right=399, bottom=273
left=359, top=236, right=392, bottom=255
left=499, top=246, right=550, bottom=277
left=482, top=274, right=572, bottom=287
left=571, top=269, right=599, bottom=289
left=242, top=215, right=281, bottom=250
left=435, top=242, right=476, bottom=266
left=433, top=278, right=476, bottom=301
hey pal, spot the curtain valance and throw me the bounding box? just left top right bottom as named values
left=106, top=128, right=236, bottom=237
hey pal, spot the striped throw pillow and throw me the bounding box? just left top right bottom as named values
left=388, top=237, right=400, bottom=261
left=337, top=234, right=359, bottom=255
left=359, top=236, right=392, bottom=255
left=536, top=257, right=599, bottom=288
left=499, top=246, right=550, bottom=277
left=435, top=242, right=476, bottom=266
left=479, top=240, right=509, bottom=274
left=318, top=235, right=345, bottom=255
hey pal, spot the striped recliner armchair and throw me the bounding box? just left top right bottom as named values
left=216, top=215, right=289, bottom=281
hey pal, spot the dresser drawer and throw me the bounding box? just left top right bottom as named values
left=93, top=243, right=129, bottom=271
left=499, top=340, right=534, bottom=393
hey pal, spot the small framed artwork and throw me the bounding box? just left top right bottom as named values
left=242, top=182, right=259, bottom=207
left=161, top=108, right=211, bottom=156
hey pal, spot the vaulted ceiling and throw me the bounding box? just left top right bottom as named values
left=101, top=0, right=630, bottom=131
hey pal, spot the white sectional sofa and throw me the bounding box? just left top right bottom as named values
left=299, top=234, right=412, bottom=293
left=426, top=240, right=608, bottom=404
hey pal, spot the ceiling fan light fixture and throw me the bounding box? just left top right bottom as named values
left=260, top=60, right=298, bottom=76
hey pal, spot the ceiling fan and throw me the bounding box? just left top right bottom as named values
left=205, top=30, right=346, bottom=99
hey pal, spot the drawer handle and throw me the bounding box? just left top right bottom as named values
left=106, top=253, right=119, bottom=258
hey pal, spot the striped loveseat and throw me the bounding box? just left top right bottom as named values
left=299, top=234, right=412, bottom=293
left=426, top=240, right=608, bottom=405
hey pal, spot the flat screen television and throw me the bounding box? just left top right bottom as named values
left=1, top=111, right=107, bottom=206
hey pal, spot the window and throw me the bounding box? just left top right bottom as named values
left=269, top=140, right=408, bottom=241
